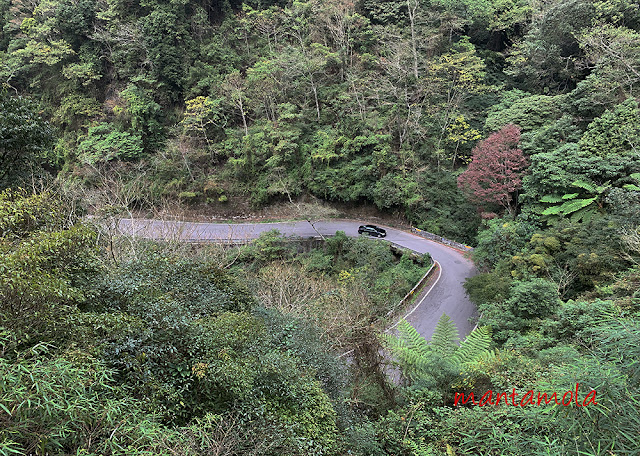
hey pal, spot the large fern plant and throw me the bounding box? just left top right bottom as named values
left=540, top=180, right=610, bottom=223
left=387, top=314, right=494, bottom=384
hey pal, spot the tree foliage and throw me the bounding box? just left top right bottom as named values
left=4, top=0, right=640, bottom=453
left=0, top=93, right=53, bottom=188
left=457, top=124, right=528, bottom=213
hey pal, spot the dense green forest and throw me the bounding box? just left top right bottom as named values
left=2, top=0, right=640, bottom=454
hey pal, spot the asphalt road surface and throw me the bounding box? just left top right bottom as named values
left=118, top=218, right=479, bottom=340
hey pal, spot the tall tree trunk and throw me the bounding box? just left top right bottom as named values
left=310, top=73, right=321, bottom=120
left=238, top=96, right=248, bottom=136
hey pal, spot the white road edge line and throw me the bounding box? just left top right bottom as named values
left=339, top=260, right=443, bottom=358
left=385, top=260, right=442, bottom=333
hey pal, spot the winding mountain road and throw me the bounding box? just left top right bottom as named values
left=118, top=219, right=479, bottom=340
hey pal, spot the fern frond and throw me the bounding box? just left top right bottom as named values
left=460, top=349, right=498, bottom=372
left=542, top=205, right=564, bottom=215
left=561, top=193, right=579, bottom=200
left=452, top=326, right=492, bottom=366
left=430, top=314, right=459, bottom=358
left=571, top=180, right=597, bottom=193
left=540, top=194, right=564, bottom=203
left=397, top=319, right=430, bottom=356
left=389, top=319, right=495, bottom=384
left=557, top=197, right=597, bottom=215
left=388, top=320, right=432, bottom=381
left=570, top=205, right=597, bottom=223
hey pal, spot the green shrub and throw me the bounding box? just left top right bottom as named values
left=507, top=278, right=561, bottom=320
left=0, top=191, right=100, bottom=347
left=77, top=123, right=144, bottom=164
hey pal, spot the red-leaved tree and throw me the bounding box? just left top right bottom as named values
left=457, top=124, right=528, bottom=214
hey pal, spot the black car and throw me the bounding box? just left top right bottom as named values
left=358, top=224, right=387, bottom=237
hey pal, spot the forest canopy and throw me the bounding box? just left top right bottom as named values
left=2, top=0, right=640, bottom=454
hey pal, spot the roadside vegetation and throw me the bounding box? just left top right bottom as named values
left=2, top=0, right=640, bottom=454
left=231, top=229, right=431, bottom=350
